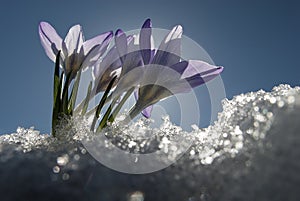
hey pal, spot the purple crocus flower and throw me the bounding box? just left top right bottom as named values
left=104, top=29, right=143, bottom=99
left=127, top=19, right=224, bottom=119
left=92, top=32, right=135, bottom=93
left=74, top=31, right=137, bottom=115
left=129, top=60, right=223, bottom=118
left=39, top=22, right=113, bottom=80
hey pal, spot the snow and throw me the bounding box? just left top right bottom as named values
left=0, top=84, right=300, bottom=201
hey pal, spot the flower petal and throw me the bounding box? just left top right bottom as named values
left=95, top=65, right=121, bottom=93
left=81, top=44, right=102, bottom=70
left=82, top=31, right=113, bottom=54
left=170, top=60, right=189, bottom=74
left=186, top=66, right=224, bottom=88
left=183, top=60, right=224, bottom=87
left=97, top=32, right=113, bottom=57
left=93, top=46, right=120, bottom=79
left=116, top=33, right=142, bottom=75
left=81, top=33, right=113, bottom=71
left=39, top=22, right=62, bottom=62
left=160, top=25, right=182, bottom=55
left=115, top=29, right=128, bottom=61
left=64, top=24, right=84, bottom=56
left=147, top=61, right=223, bottom=95
left=141, top=105, right=153, bottom=118
left=152, top=25, right=183, bottom=66
left=122, top=51, right=143, bottom=75
left=93, top=35, right=136, bottom=94
left=93, top=35, right=133, bottom=81
left=182, top=60, right=223, bottom=78
left=110, top=65, right=144, bottom=100
left=140, top=19, right=152, bottom=65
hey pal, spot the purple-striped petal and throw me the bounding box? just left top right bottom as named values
left=122, top=51, right=142, bottom=74
left=151, top=61, right=223, bottom=95
left=115, top=29, right=127, bottom=61
left=81, top=44, right=102, bottom=70
left=82, top=31, right=113, bottom=54
left=61, top=41, right=68, bottom=60
left=94, top=64, right=121, bottom=93
left=39, top=22, right=62, bottom=62
left=152, top=25, right=182, bottom=66
left=93, top=35, right=133, bottom=82
left=81, top=33, right=113, bottom=71
left=186, top=66, right=224, bottom=88
left=118, top=34, right=142, bottom=75
left=181, top=60, right=223, bottom=79
left=170, top=60, right=189, bottom=74
left=140, top=19, right=152, bottom=65
left=64, top=24, right=84, bottom=56
left=182, top=60, right=224, bottom=87
left=93, top=46, right=120, bottom=79
left=97, top=32, right=113, bottom=57
left=160, top=25, right=182, bottom=56
left=141, top=105, right=153, bottom=118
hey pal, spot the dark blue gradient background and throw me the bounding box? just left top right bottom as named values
left=0, top=0, right=299, bottom=134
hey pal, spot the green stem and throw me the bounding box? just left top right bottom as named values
left=108, top=87, right=134, bottom=123
left=90, top=76, right=117, bottom=131
left=61, top=72, right=71, bottom=114
left=52, top=51, right=62, bottom=137
left=68, top=70, right=82, bottom=115
left=96, top=97, right=118, bottom=132
left=122, top=103, right=143, bottom=124
left=84, top=95, right=112, bottom=117
left=81, top=81, right=93, bottom=116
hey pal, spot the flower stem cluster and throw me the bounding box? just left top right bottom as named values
left=39, top=19, right=223, bottom=137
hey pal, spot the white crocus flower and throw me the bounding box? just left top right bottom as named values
left=39, top=21, right=113, bottom=80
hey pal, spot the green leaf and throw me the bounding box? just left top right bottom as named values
left=53, top=51, right=61, bottom=107
left=68, top=70, right=82, bottom=115
left=61, top=72, right=71, bottom=115
left=81, top=81, right=93, bottom=116
left=96, top=97, right=118, bottom=132
left=90, top=76, right=117, bottom=131
left=52, top=51, right=62, bottom=137
left=108, top=87, right=134, bottom=123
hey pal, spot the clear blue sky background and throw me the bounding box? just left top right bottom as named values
left=0, top=0, right=299, bottom=134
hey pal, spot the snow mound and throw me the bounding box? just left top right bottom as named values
left=0, top=84, right=300, bottom=201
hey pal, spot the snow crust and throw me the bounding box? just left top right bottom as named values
left=0, top=84, right=300, bottom=201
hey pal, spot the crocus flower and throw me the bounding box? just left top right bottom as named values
left=125, top=19, right=224, bottom=119
left=74, top=32, right=137, bottom=116
left=104, top=29, right=143, bottom=99
left=39, top=22, right=113, bottom=80
left=92, top=33, right=135, bottom=94
left=128, top=61, right=223, bottom=119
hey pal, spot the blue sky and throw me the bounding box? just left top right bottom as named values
left=0, top=0, right=299, bottom=134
